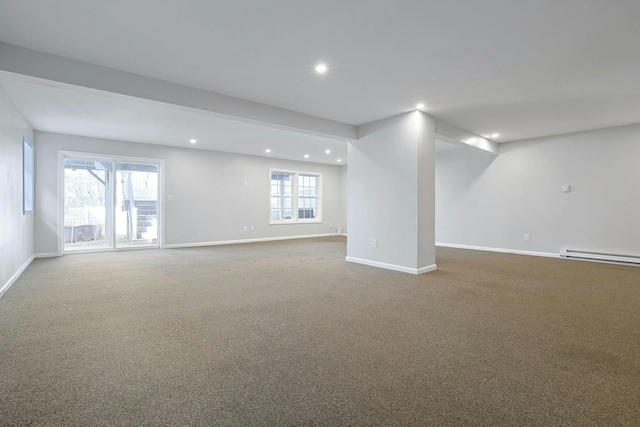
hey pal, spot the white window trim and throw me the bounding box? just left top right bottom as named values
left=269, top=168, right=322, bottom=225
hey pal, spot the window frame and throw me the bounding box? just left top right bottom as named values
left=269, top=168, right=322, bottom=225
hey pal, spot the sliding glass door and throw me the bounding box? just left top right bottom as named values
left=63, top=154, right=161, bottom=253
left=115, top=162, right=159, bottom=248
left=64, top=158, right=113, bottom=251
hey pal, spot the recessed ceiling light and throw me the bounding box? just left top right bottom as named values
left=492, top=133, right=499, bottom=138
left=304, top=154, right=310, bottom=158
left=325, top=149, right=331, bottom=154
left=337, top=159, right=342, bottom=162
left=315, top=63, right=327, bottom=74
left=189, top=139, right=197, bottom=144
left=416, top=103, right=425, bottom=110
left=265, top=149, right=271, bottom=153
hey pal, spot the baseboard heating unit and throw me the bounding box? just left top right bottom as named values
left=561, top=249, right=640, bottom=266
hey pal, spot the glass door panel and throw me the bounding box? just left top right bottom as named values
left=63, top=158, right=113, bottom=252
left=115, top=162, right=159, bottom=248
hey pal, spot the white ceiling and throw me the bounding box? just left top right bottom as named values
left=1, top=0, right=639, bottom=143
left=0, top=78, right=350, bottom=163
left=0, top=77, right=460, bottom=161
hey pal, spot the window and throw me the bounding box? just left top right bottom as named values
left=270, top=170, right=321, bottom=223
left=23, top=137, right=34, bottom=215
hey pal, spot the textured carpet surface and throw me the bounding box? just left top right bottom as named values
left=1, top=237, right=639, bottom=426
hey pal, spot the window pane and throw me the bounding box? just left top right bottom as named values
left=272, top=173, right=293, bottom=198
left=272, top=173, right=291, bottom=182
left=271, top=194, right=293, bottom=221
left=115, top=163, right=159, bottom=248
left=298, top=207, right=316, bottom=219
left=270, top=172, right=320, bottom=222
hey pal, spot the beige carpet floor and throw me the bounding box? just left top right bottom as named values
left=1, top=237, right=639, bottom=426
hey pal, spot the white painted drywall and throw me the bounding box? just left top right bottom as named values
left=436, top=123, right=640, bottom=256
left=0, top=83, right=34, bottom=293
left=339, top=165, right=347, bottom=234
left=347, top=111, right=435, bottom=272
left=0, top=42, right=356, bottom=141
left=34, top=132, right=345, bottom=255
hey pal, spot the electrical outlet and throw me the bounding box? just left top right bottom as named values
left=250, top=226, right=254, bottom=231
left=244, top=226, right=248, bottom=232
left=372, top=239, right=378, bottom=248
left=167, top=195, right=173, bottom=202
left=524, top=233, right=530, bottom=241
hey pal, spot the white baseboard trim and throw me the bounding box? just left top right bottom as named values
left=345, top=256, right=437, bottom=275
left=163, top=233, right=336, bottom=249
left=416, top=264, right=438, bottom=274
left=1, top=255, right=35, bottom=299
left=341, top=233, right=347, bottom=237
left=436, top=242, right=559, bottom=259
left=35, top=252, right=60, bottom=258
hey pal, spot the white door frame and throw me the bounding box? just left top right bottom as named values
left=58, top=150, right=165, bottom=255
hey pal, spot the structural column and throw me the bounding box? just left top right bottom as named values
left=346, top=111, right=436, bottom=274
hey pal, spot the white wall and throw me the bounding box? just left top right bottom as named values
left=347, top=112, right=436, bottom=273
left=339, top=165, right=347, bottom=234
left=436, top=123, right=640, bottom=256
left=0, top=84, right=34, bottom=295
left=34, top=132, right=345, bottom=255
